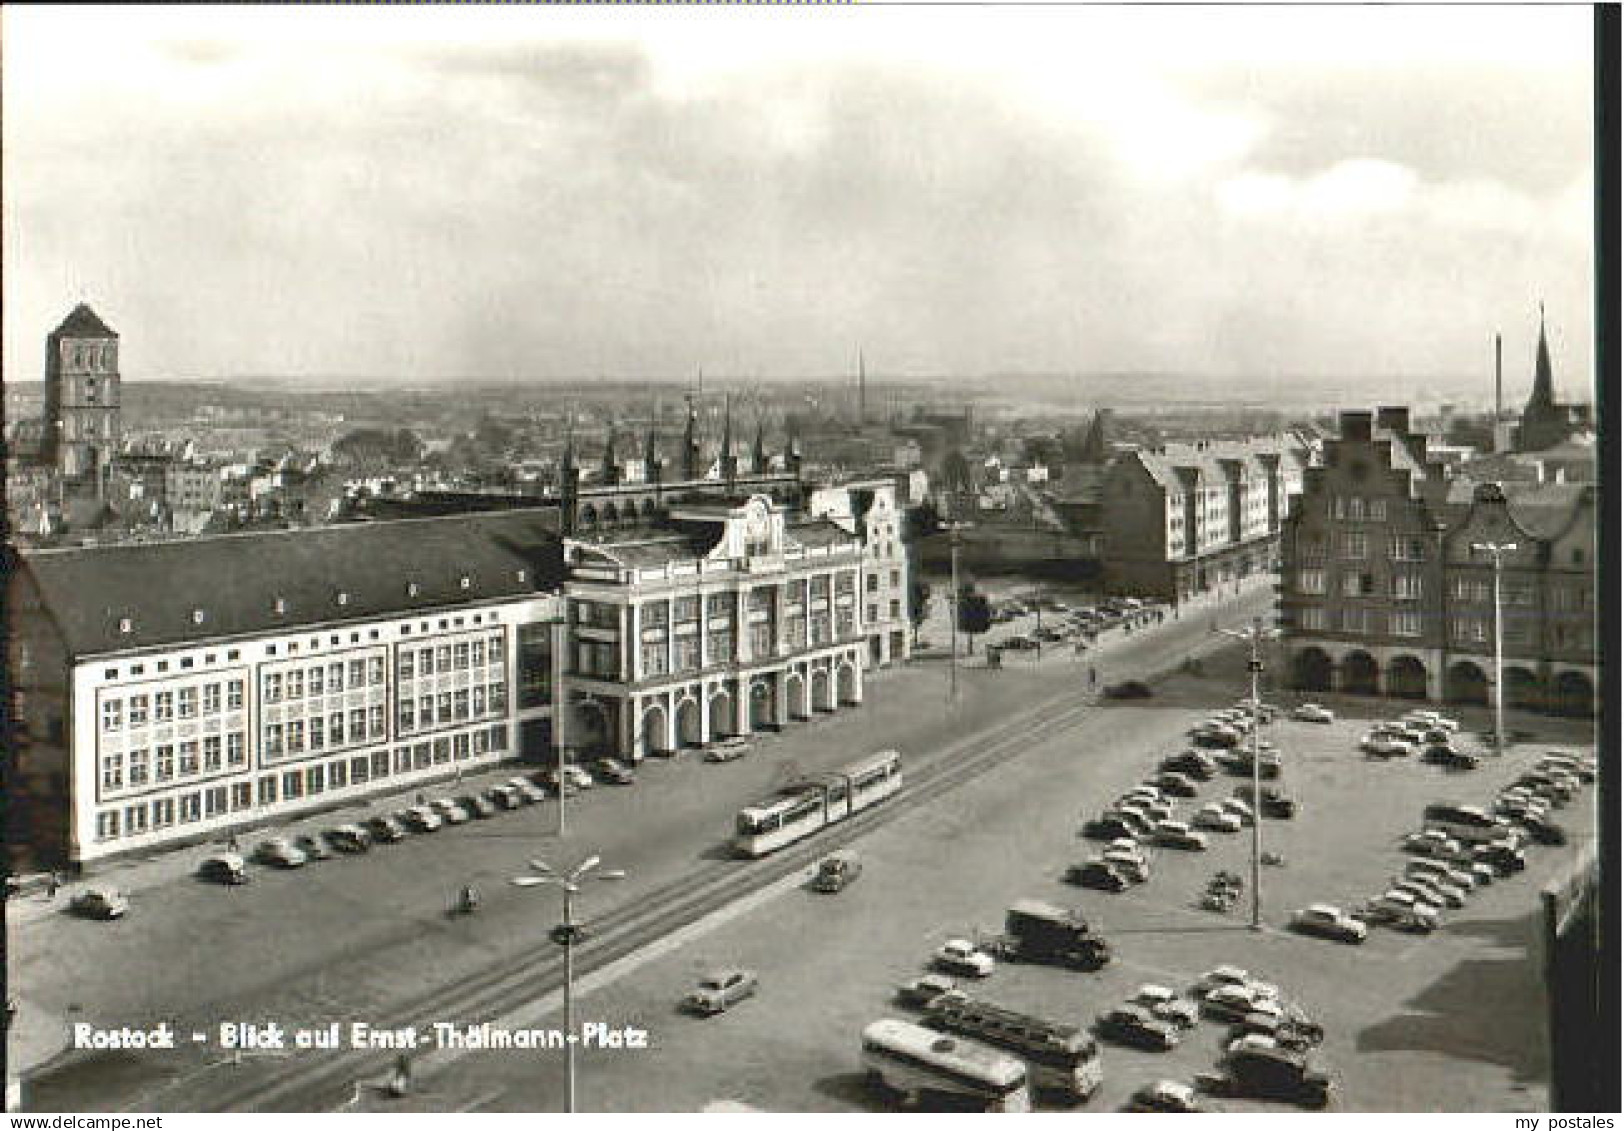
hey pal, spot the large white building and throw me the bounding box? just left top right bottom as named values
left=9, top=512, right=566, bottom=868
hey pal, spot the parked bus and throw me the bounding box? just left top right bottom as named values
left=923, top=991, right=1103, bottom=1102
left=734, top=750, right=902, bottom=856
left=861, top=1018, right=1031, bottom=1112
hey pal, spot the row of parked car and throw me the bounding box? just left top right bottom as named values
left=1358, top=709, right=1481, bottom=769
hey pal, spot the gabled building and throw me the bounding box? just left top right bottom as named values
left=1279, top=406, right=1596, bottom=716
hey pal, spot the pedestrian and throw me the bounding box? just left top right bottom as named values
left=415, top=791, right=426, bottom=805
left=46, top=871, right=60, bottom=899
left=1088, top=666, right=1098, bottom=689
left=227, top=834, right=240, bottom=853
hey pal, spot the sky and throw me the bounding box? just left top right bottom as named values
left=2, top=4, right=1596, bottom=402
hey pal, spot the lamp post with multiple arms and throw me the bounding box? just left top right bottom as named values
left=510, top=855, right=626, bottom=1113
left=1215, top=616, right=1280, bottom=930
left=1471, top=541, right=1518, bottom=757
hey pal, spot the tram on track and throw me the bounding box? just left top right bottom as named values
left=733, top=750, right=902, bottom=857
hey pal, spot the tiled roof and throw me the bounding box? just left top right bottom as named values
left=22, top=509, right=564, bottom=657
left=1506, top=482, right=1592, bottom=540
left=51, top=303, right=118, bottom=339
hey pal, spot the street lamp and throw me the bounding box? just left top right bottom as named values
left=510, top=855, right=627, bottom=1113
left=944, top=516, right=968, bottom=700
left=1215, top=616, right=1280, bottom=930
left=1471, top=541, right=1518, bottom=758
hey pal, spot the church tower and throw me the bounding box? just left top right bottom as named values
left=1517, top=305, right=1578, bottom=452
left=43, top=304, right=122, bottom=485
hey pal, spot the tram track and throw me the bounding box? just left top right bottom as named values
left=140, top=617, right=1245, bottom=1112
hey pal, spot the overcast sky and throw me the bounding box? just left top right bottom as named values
left=3, top=5, right=1595, bottom=400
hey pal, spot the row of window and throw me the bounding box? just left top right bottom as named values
left=101, top=732, right=249, bottom=793
left=397, top=635, right=505, bottom=680
left=264, top=658, right=385, bottom=703
left=1329, top=496, right=1390, bottom=522
left=1299, top=534, right=1429, bottom=563
left=264, top=706, right=387, bottom=758
left=399, top=683, right=507, bottom=734
left=625, top=609, right=859, bottom=681
left=101, top=681, right=246, bottom=732
left=1296, top=606, right=1583, bottom=646
left=92, top=725, right=509, bottom=842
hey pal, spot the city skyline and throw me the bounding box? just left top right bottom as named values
left=3, top=5, right=1596, bottom=398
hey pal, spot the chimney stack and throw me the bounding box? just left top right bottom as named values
left=1495, top=332, right=1503, bottom=417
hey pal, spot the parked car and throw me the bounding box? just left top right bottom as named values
left=1065, top=860, right=1130, bottom=892
left=1127, top=1080, right=1205, bottom=1113
left=933, top=938, right=997, bottom=977
left=1152, top=821, right=1208, bottom=852
left=363, top=815, right=408, bottom=844
left=1404, top=859, right=1481, bottom=890
left=253, top=837, right=309, bottom=868
left=1131, top=985, right=1200, bottom=1028
left=1103, top=847, right=1151, bottom=883
left=1083, top=815, right=1138, bottom=841
left=1467, top=843, right=1527, bottom=875
left=1513, top=815, right=1567, bottom=846
left=293, top=833, right=334, bottom=860
left=325, top=825, right=372, bottom=854
left=70, top=886, right=129, bottom=920
left=457, top=794, right=498, bottom=819
left=684, top=968, right=758, bottom=1015
left=1193, top=805, right=1243, bottom=834
left=1202, top=984, right=1279, bottom=1023
left=594, top=758, right=636, bottom=785
left=1160, top=753, right=1215, bottom=780
left=198, top=852, right=250, bottom=884
left=562, top=766, right=596, bottom=791
left=895, top=974, right=958, bottom=1009
left=1096, top=1006, right=1180, bottom=1051
left=1395, top=875, right=1466, bottom=909
left=1402, top=830, right=1462, bottom=859
left=1219, top=799, right=1256, bottom=826
left=704, top=738, right=752, bottom=763
left=1290, top=704, right=1335, bottom=723
left=1359, top=897, right=1440, bottom=934
left=1195, top=965, right=1278, bottom=1001
left=400, top=806, right=443, bottom=833
left=1154, top=772, right=1199, bottom=798
left=487, top=785, right=525, bottom=810
left=511, top=779, right=550, bottom=804
left=430, top=797, right=473, bottom=823
left=1289, top=904, right=1367, bottom=944
left=1233, top=785, right=1296, bottom=819
left=1361, top=734, right=1414, bottom=759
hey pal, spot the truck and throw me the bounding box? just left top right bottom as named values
left=1198, top=1045, right=1333, bottom=1109
left=994, top=899, right=1111, bottom=971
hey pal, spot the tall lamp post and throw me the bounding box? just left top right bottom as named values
left=1471, top=541, right=1517, bottom=757
left=511, top=855, right=626, bottom=1113
left=946, top=516, right=966, bottom=700
left=1215, top=616, right=1279, bottom=930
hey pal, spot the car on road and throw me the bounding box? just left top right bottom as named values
left=1103, top=680, right=1154, bottom=699
left=293, top=833, right=334, bottom=860
left=1193, top=804, right=1243, bottom=834
left=325, top=824, right=373, bottom=854
left=1290, top=703, right=1335, bottom=723
left=430, top=797, right=473, bottom=824
left=198, top=853, right=250, bottom=884
left=1154, top=772, right=1199, bottom=798
left=812, top=852, right=863, bottom=893
left=594, top=758, right=636, bottom=785
left=363, top=815, right=408, bottom=844
left=1289, top=904, right=1367, bottom=944
left=1152, top=821, right=1208, bottom=851
left=70, top=886, right=129, bottom=920
left=933, top=939, right=997, bottom=978
left=1096, top=1006, right=1180, bottom=1051
left=400, top=806, right=443, bottom=833
left=1064, top=860, right=1130, bottom=892
left=1131, top=985, right=1200, bottom=1028
left=1127, top=1081, right=1205, bottom=1113
left=253, top=837, right=309, bottom=868
left=684, top=968, right=759, bottom=1016
left=704, top=738, right=752, bottom=763
left=895, top=974, right=958, bottom=1009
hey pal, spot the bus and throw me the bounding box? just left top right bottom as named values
left=861, top=1018, right=1031, bottom=1113
left=923, top=991, right=1103, bottom=1102
left=734, top=750, right=902, bottom=857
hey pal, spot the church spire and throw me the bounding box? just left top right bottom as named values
left=1528, top=302, right=1555, bottom=411
left=600, top=428, right=618, bottom=485
left=753, top=416, right=768, bottom=473
left=720, top=394, right=737, bottom=484
left=681, top=395, right=701, bottom=480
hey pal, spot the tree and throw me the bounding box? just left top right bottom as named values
left=903, top=500, right=942, bottom=542
left=908, top=579, right=933, bottom=644
left=956, top=584, right=992, bottom=654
